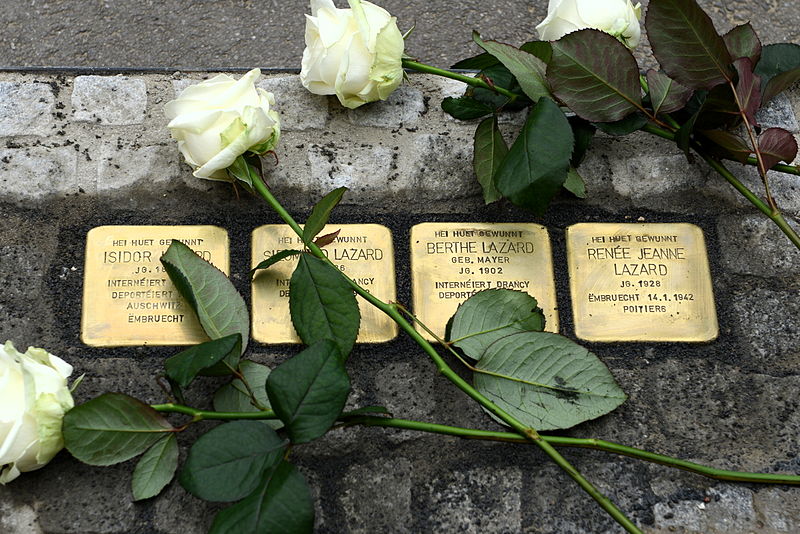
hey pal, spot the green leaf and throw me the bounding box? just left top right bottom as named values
left=64, top=393, right=174, bottom=466
left=473, top=116, right=507, bottom=204
left=302, top=187, right=347, bottom=245
left=251, top=249, right=302, bottom=278
left=451, top=53, right=500, bottom=71
left=164, top=334, right=241, bottom=386
left=441, top=96, right=494, bottom=120
left=473, top=64, right=527, bottom=110
left=180, top=421, right=286, bottom=502
left=593, top=113, right=648, bottom=136
left=698, top=130, right=752, bottom=163
left=290, top=254, right=360, bottom=357
left=759, top=127, right=799, bottom=170
left=494, top=97, right=574, bottom=215
left=646, top=70, right=693, bottom=115
left=568, top=116, right=595, bottom=167
left=227, top=155, right=260, bottom=188
left=448, top=289, right=545, bottom=359
left=761, top=67, right=800, bottom=106
left=132, top=435, right=179, bottom=501
left=645, top=0, right=732, bottom=89
left=474, top=332, right=627, bottom=430
left=563, top=167, right=587, bottom=199
left=209, top=462, right=314, bottom=534
left=266, top=339, right=351, bottom=444
left=520, top=41, right=553, bottom=64
left=213, top=360, right=283, bottom=430
left=723, top=23, right=761, bottom=66
left=161, top=240, right=249, bottom=354
left=473, top=32, right=550, bottom=102
left=547, top=29, right=641, bottom=122
left=754, top=43, right=800, bottom=88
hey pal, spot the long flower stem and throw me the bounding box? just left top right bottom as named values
left=402, top=59, right=519, bottom=102
left=150, top=403, right=800, bottom=486
left=640, top=124, right=800, bottom=251
left=249, top=174, right=642, bottom=534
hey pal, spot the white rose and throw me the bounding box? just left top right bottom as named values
left=0, top=341, right=74, bottom=484
left=165, top=68, right=281, bottom=181
left=301, top=0, right=405, bottom=109
left=536, top=0, right=643, bottom=49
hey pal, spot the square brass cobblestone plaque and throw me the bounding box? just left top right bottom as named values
left=252, top=224, right=397, bottom=343
left=82, top=225, right=230, bottom=346
left=410, top=222, right=559, bottom=341
left=566, top=223, right=718, bottom=342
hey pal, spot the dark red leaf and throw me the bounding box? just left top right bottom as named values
left=699, top=130, right=752, bottom=163
left=723, top=24, right=762, bottom=65
left=733, top=58, right=762, bottom=126
left=759, top=128, right=798, bottom=170
left=313, top=229, right=341, bottom=249
left=646, top=0, right=732, bottom=89
left=547, top=29, right=640, bottom=123
left=646, top=69, right=693, bottom=115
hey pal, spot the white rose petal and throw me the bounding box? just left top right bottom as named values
left=0, top=341, right=73, bottom=484
left=536, top=0, right=642, bottom=49
left=300, top=0, right=405, bottom=109
left=165, top=68, right=281, bottom=181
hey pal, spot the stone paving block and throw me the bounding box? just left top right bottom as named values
left=0, top=82, right=55, bottom=137
left=756, top=93, right=799, bottom=133
left=753, top=487, right=800, bottom=533
left=0, top=146, right=78, bottom=199
left=730, top=286, right=800, bottom=373
left=340, top=458, right=413, bottom=533
left=704, top=163, right=800, bottom=215
left=259, top=75, right=329, bottom=131
left=152, top=483, right=218, bottom=534
left=373, top=361, right=435, bottom=443
left=610, top=152, right=709, bottom=207
left=97, top=143, right=181, bottom=191
left=717, top=214, right=800, bottom=279
left=423, top=468, right=522, bottom=533
left=307, top=142, right=395, bottom=202
left=9, top=462, right=137, bottom=534
left=653, top=486, right=758, bottom=533
left=0, top=498, right=44, bottom=534
left=346, top=85, right=426, bottom=128
left=72, top=76, right=147, bottom=125
left=411, top=133, right=479, bottom=200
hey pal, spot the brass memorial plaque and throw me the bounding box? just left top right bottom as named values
left=566, top=223, right=718, bottom=342
left=251, top=224, right=397, bottom=343
left=410, top=223, right=559, bottom=341
left=82, top=225, right=230, bottom=346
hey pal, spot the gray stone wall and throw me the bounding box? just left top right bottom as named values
left=0, top=70, right=799, bottom=533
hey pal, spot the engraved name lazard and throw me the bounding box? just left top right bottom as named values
left=81, top=225, right=230, bottom=346
left=410, top=222, right=559, bottom=341
left=251, top=224, right=397, bottom=343
left=566, top=223, right=718, bottom=342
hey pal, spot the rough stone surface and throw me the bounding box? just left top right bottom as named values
left=0, top=70, right=799, bottom=534
left=258, top=75, right=329, bottom=131
left=72, top=76, right=147, bottom=125
left=340, top=458, right=413, bottom=533
left=0, top=146, right=79, bottom=200
left=0, top=82, right=55, bottom=137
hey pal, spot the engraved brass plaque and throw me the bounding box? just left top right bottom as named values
left=566, top=223, right=718, bottom=342
left=410, top=223, right=559, bottom=341
left=251, top=224, right=397, bottom=343
left=81, top=225, right=230, bottom=346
